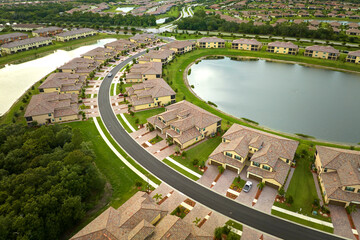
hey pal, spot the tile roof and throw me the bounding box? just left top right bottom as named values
left=39, top=72, right=85, bottom=92
left=130, top=33, right=158, bottom=42
left=233, top=38, right=262, bottom=45
left=104, top=39, right=135, bottom=50
left=127, top=62, right=162, bottom=77
left=268, top=41, right=298, bottom=49
left=59, top=57, right=99, bottom=74
left=305, top=45, right=340, bottom=54
left=33, top=26, right=62, bottom=34
left=0, top=32, right=27, bottom=41
left=56, top=28, right=95, bottom=37
left=1, top=36, right=52, bottom=49
left=140, top=49, right=174, bottom=61
left=197, top=37, right=226, bottom=43
left=24, top=92, right=78, bottom=117
left=81, top=47, right=117, bottom=60
left=163, top=40, right=195, bottom=50
left=348, top=50, right=360, bottom=57
left=12, top=23, right=42, bottom=29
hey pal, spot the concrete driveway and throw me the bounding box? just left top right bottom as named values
left=236, top=166, right=259, bottom=207
left=254, top=186, right=277, bottom=214
left=197, top=165, right=219, bottom=188
left=329, top=205, right=356, bottom=240
left=212, top=170, right=238, bottom=195
left=352, top=209, right=360, bottom=234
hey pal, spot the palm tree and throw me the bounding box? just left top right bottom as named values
left=193, top=217, right=201, bottom=226
left=218, top=165, right=225, bottom=174
left=257, top=182, right=265, bottom=190
left=346, top=205, right=358, bottom=215
left=153, top=193, right=163, bottom=202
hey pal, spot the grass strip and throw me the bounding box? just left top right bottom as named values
left=226, top=220, right=243, bottom=231
left=116, top=114, right=133, bottom=133
left=96, top=117, right=161, bottom=185
left=110, top=83, right=115, bottom=96
left=163, top=159, right=200, bottom=181
left=271, top=209, right=334, bottom=234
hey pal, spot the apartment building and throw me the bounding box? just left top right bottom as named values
left=125, top=62, right=162, bottom=82
left=304, top=45, right=340, bottom=60
left=1, top=37, right=52, bottom=54
left=38, top=72, right=86, bottom=94
left=197, top=37, right=226, bottom=49
left=32, top=26, right=63, bottom=37
left=55, top=28, right=97, bottom=42
left=267, top=41, right=298, bottom=55
left=232, top=38, right=262, bottom=51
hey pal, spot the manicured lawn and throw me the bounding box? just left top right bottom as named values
left=0, top=33, right=128, bottom=67
left=163, top=159, right=200, bottom=181
left=156, top=6, right=180, bottom=20
left=272, top=209, right=334, bottom=233
left=226, top=220, right=243, bottom=231
left=119, top=82, right=133, bottom=93
left=149, top=134, right=163, bottom=144
left=274, top=143, right=331, bottom=223
left=64, top=119, right=145, bottom=208
left=124, top=107, right=165, bottom=129
left=116, top=114, right=133, bottom=133
left=170, top=136, right=222, bottom=175
left=164, top=48, right=360, bottom=151
left=110, top=83, right=115, bottom=96
left=96, top=117, right=161, bottom=186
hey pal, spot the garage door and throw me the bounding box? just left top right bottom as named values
left=328, top=200, right=346, bottom=207
left=265, top=181, right=280, bottom=189
left=210, top=160, right=222, bottom=167
left=226, top=165, right=239, bottom=173
left=248, top=173, right=262, bottom=182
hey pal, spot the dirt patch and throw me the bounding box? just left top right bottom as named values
left=142, top=143, right=148, bottom=148
left=226, top=192, right=238, bottom=200
left=184, top=198, right=196, bottom=207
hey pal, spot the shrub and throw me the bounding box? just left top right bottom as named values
left=222, top=225, right=231, bottom=235
left=191, top=85, right=194, bottom=88
left=129, top=111, right=134, bottom=116
left=199, top=160, right=205, bottom=168
left=135, top=118, right=139, bottom=124
left=181, top=151, right=187, bottom=157
left=218, top=165, right=225, bottom=174
left=192, top=159, right=199, bottom=166
left=135, top=181, right=143, bottom=187
left=313, top=198, right=320, bottom=207
left=14, top=111, right=19, bottom=117
left=227, top=232, right=240, bottom=240
left=207, top=101, right=217, bottom=107
left=214, top=227, right=222, bottom=240
left=278, top=187, right=285, bottom=197
left=286, top=195, right=294, bottom=204
left=19, top=106, right=24, bottom=111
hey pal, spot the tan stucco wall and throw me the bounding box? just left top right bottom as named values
left=233, top=43, right=262, bottom=51
left=268, top=46, right=297, bottom=54
left=197, top=42, right=224, bottom=48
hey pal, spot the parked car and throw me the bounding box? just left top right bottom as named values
left=107, top=73, right=112, bottom=77
left=243, top=181, right=253, bottom=193
left=118, top=93, right=123, bottom=97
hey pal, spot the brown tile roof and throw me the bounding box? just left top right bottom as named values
left=59, top=57, right=99, bottom=74
left=39, top=72, right=85, bottom=92
left=105, top=39, right=135, bottom=50
left=316, top=146, right=360, bottom=203
left=127, top=62, right=162, bottom=77
left=24, top=92, right=78, bottom=117
left=140, top=49, right=174, bottom=61
left=1, top=36, right=52, bottom=49
left=12, top=23, right=43, bottom=29
left=81, top=47, right=117, bottom=60
left=56, top=28, right=95, bottom=37
left=0, top=32, right=28, bottom=41
left=33, top=26, right=62, bottom=34
left=232, top=38, right=262, bottom=46
left=268, top=41, right=298, bottom=49
left=197, top=37, right=226, bottom=43
left=305, top=45, right=339, bottom=54
left=348, top=50, right=360, bottom=57
left=163, top=40, right=195, bottom=50
left=130, top=33, right=158, bottom=42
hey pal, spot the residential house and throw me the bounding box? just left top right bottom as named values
left=346, top=50, right=360, bottom=64
left=58, top=57, right=100, bottom=76
left=304, top=45, right=340, bottom=60
left=163, top=40, right=196, bottom=54
left=70, top=191, right=211, bottom=240
left=126, top=78, right=176, bottom=111
left=348, top=22, right=359, bottom=29
left=24, top=92, right=79, bottom=125
left=197, top=37, right=225, bottom=48
left=55, top=28, right=97, bottom=42
left=208, top=124, right=298, bottom=189
left=38, top=72, right=86, bottom=94
left=138, top=49, right=175, bottom=65
left=129, top=33, right=159, bottom=47
left=104, top=39, right=136, bottom=53
left=346, top=29, right=360, bottom=36
left=315, top=146, right=360, bottom=207
left=12, top=23, right=43, bottom=31
left=1, top=37, right=52, bottom=54
left=0, top=32, right=28, bottom=44
left=267, top=41, right=298, bottom=55
left=125, top=62, right=162, bottom=83
left=147, top=100, right=222, bottom=149
left=232, top=38, right=262, bottom=51
left=81, top=47, right=117, bottom=63
left=32, top=26, right=63, bottom=37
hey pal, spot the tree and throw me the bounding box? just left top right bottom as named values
left=227, top=232, right=239, bottom=240
left=286, top=195, right=294, bottom=204
left=153, top=193, right=163, bottom=202
left=346, top=205, right=358, bottom=215
left=166, top=137, right=174, bottom=146
left=135, top=181, right=143, bottom=188
left=278, top=187, right=285, bottom=197
left=218, top=165, right=225, bottom=174
left=257, top=182, right=265, bottom=190
left=214, top=227, right=222, bottom=240
left=193, top=217, right=201, bottom=225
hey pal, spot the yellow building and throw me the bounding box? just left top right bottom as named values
left=208, top=124, right=299, bottom=189
left=104, top=39, right=136, bottom=53
left=125, top=62, right=162, bottom=83
left=346, top=50, right=360, bottom=64
left=1, top=37, right=52, bottom=54
left=163, top=41, right=196, bottom=54
left=55, top=28, right=97, bottom=42
left=304, top=45, right=340, bottom=60
left=0, top=32, right=28, bottom=44
left=126, top=78, right=176, bottom=111
left=147, top=100, right=222, bottom=149
left=38, top=72, right=86, bottom=94
left=197, top=37, right=225, bottom=49
left=315, top=146, right=360, bottom=207
left=33, top=26, right=63, bottom=37
left=232, top=38, right=262, bottom=51
left=267, top=41, right=298, bottom=55
left=24, top=92, right=79, bottom=125
left=138, top=49, right=175, bottom=65
left=58, top=57, right=100, bottom=76
left=12, top=23, right=43, bottom=31
left=129, top=33, right=160, bottom=47
left=81, top=47, right=117, bottom=63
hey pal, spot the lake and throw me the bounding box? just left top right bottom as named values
left=156, top=18, right=168, bottom=24
left=116, top=7, right=134, bottom=13
left=0, top=38, right=116, bottom=116
left=188, top=57, right=360, bottom=144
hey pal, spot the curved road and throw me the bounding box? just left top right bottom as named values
left=98, top=50, right=343, bottom=240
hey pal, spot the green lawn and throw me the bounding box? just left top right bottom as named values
left=164, top=48, right=360, bottom=151
left=226, top=220, right=243, bottom=231
left=116, top=114, right=133, bottom=133
left=96, top=117, right=161, bottom=186
left=110, top=83, right=115, bottom=96
left=156, top=6, right=180, bottom=20
left=272, top=209, right=334, bottom=233
left=149, top=135, right=163, bottom=144
left=119, top=82, right=133, bottom=93
left=274, top=143, right=331, bottom=223
left=124, top=108, right=165, bottom=129
left=163, top=159, right=200, bottom=181
left=170, top=136, right=222, bottom=175
left=0, top=33, right=129, bottom=67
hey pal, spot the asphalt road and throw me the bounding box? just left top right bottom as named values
left=98, top=51, right=344, bottom=240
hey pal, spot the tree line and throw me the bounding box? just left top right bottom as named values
left=177, top=10, right=359, bottom=43
left=0, top=124, right=105, bottom=240
left=0, top=3, right=157, bottom=27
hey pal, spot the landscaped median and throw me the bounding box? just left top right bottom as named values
left=163, top=157, right=202, bottom=181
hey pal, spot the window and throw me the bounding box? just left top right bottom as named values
left=176, top=129, right=180, bottom=133
left=286, top=159, right=289, bottom=163
left=149, top=104, right=151, bottom=107
left=196, top=137, right=198, bottom=141
left=235, top=155, right=241, bottom=160
left=223, top=138, right=226, bottom=142
left=48, top=113, right=51, bottom=116
left=253, top=162, right=260, bottom=167
left=59, top=118, right=62, bottom=120
left=262, top=165, right=270, bottom=171
left=324, top=168, right=327, bottom=172
left=226, top=152, right=233, bottom=157
left=345, top=187, right=355, bottom=192
left=158, top=117, right=161, bottom=121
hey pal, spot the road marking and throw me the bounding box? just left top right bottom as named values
left=165, top=157, right=202, bottom=178
left=227, top=188, right=240, bottom=196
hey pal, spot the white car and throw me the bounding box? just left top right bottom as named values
left=243, top=181, right=253, bottom=193
left=107, top=73, right=113, bottom=77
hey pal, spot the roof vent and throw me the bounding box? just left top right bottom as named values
left=259, top=142, right=264, bottom=150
